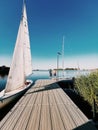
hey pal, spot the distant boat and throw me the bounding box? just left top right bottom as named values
left=0, top=2, right=33, bottom=109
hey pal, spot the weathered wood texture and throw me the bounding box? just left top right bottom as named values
left=0, top=79, right=97, bottom=130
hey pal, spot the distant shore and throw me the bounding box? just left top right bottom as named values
left=0, top=65, right=97, bottom=77
left=0, top=66, right=9, bottom=76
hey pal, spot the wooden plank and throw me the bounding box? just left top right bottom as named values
left=57, top=85, right=88, bottom=122
left=54, top=83, right=89, bottom=129
left=39, top=89, right=51, bottom=130
left=26, top=88, right=43, bottom=130
left=13, top=91, right=37, bottom=130
left=48, top=87, right=65, bottom=130
left=0, top=79, right=97, bottom=130
left=0, top=96, right=24, bottom=127
left=0, top=84, right=38, bottom=130
left=0, top=96, right=31, bottom=130
left=52, top=85, right=76, bottom=129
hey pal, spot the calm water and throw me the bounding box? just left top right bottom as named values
left=58, top=69, right=90, bottom=78
left=0, top=70, right=90, bottom=92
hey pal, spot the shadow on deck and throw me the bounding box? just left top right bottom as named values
left=25, top=83, right=59, bottom=95
left=73, top=121, right=97, bottom=130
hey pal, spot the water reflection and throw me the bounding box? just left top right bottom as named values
left=29, top=70, right=49, bottom=81
left=58, top=70, right=90, bottom=78
left=0, top=70, right=50, bottom=92
left=0, top=76, right=7, bottom=91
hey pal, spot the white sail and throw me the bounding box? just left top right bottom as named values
left=4, top=3, right=32, bottom=93
left=5, top=20, right=25, bottom=93
left=23, top=4, right=32, bottom=76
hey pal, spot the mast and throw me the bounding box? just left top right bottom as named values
left=77, top=61, right=80, bottom=77
left=62, top=36, right=65, bottom=78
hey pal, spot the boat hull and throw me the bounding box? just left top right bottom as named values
left=0, top=80, right=33, bottom=109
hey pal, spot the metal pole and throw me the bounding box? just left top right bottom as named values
left=57, top=52, right=61, bottom=79
left=62, top=36, right=65, bottom=78
left=57, top=53, right=59, bottom=78
left=93, top=97, right=96, bottom=121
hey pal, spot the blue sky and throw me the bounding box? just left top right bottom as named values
left=0, top=0, right=98, bottom=69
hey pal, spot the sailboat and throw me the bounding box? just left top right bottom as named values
left=0, top=2, right=33, bottom=109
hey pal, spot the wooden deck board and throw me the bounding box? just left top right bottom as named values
left=26, top=88, right=43, bottom=130
left=39, top=89, right=51, bottom=130
left=56, top=86, right=88, bottom=128
left=48, top=88, right=65, bottom=130
left=13, top=92, right=37, bottom=130
left=52, top=86, right=75, bottom=129
left=0, top=79, right=97, bottom=130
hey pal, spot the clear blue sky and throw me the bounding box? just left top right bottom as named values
left=0, top=0, right=98, bottom=69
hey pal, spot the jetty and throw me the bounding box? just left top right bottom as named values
left=0, top=79, right=97, bottom=130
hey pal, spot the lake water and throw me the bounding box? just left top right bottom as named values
left=0, top=70, right=90, bottom=92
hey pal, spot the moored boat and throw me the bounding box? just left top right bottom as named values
left=0, top=1, right=33, bottom=109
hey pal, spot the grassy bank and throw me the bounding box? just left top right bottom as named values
left=74, top=71, right=98, bottom=120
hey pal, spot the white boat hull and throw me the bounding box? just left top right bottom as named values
left=0, top=80, right=33, bottom=109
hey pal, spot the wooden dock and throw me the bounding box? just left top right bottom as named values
left=0, top=79, right=97, bottom=130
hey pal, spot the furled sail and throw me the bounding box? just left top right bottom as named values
left=22, top=4, right=32, bottom=76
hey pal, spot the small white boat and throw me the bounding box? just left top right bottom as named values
left=0, top=1, right=33, bottom=109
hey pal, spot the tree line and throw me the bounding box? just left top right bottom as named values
left=0, top=66, right=9, bottom=76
